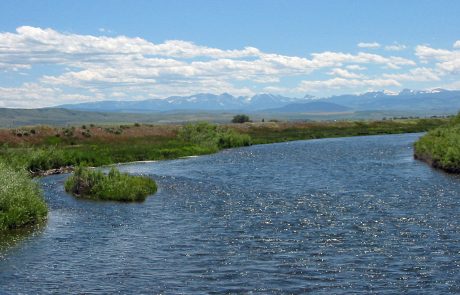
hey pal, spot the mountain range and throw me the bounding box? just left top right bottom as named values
left=58, top=88, right=460, bottom=114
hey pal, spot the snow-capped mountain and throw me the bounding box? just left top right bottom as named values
left=58, top=93, right=310, bottom=113
left=323, top=88, right=460, bottom=111
left=57, top=88, right=460, bottom=113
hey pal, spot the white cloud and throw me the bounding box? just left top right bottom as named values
left=310, top=51, right=415, bottom=69
left=383, top=67, right=440, bottom=81
left=297, top=77, right=400, bottom=93
left=328, top=68, right=365, bottom=79
left=415, top=45, right=460, bottom=74
left=385, top=44, right=407, bottom=51
left=0, top=26, right=458, bottom=107
left=357, top=42, right=381, bottom=49
left=454, top=41, right=460, bottom=48
left=346, top=65, right=367, bottom=71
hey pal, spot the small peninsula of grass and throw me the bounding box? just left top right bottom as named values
left=65, top=166, right=157, bottom=202
left=414, top=113, right=460, bottom=173
left=0, top=161, right=47, bottom=232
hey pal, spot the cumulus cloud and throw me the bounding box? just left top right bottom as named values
left=385, top=44, right=407, bottom=51
left=357, top=42, right=381, bottom=49
left=415, top=45, right=460, bottom=74
left=297, top=77, right=400, bottom=92
left=0, top=26, right=458, bottom=107
left=454, top=41, right=460, bottom=48
left=328, top=68, right=365, bottom=79
left=383, top=67, right=441, bottom=81
left=346, top=65, right=367, bottom=71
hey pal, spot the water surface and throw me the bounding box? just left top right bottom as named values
left=1, top=133, right=459, bottom=293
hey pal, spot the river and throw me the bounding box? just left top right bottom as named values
left=1, top=133, right=459, bottom=293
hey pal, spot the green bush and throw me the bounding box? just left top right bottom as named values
left=0, top=162, right=47, bottom=231
left=178, top=122, right=251, bottom=149
left=232, top=114, right=251, bottom=123
left=27, top=147, right=68, bottom=172
left=414, top=112, right=460, bottom=171
left=65, top=166, right=157, bottom=202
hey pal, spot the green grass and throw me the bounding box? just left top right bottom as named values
left=0, top=119, right=448, bottom=175
left=0, top=118, right=449, bottom=232
left=414, top=113, right=460, bottom=172
left=178, top=122, right=251, bottom=149
left=0, top=161, right=47, bottom=231
left=245, top=119, right=447, bottom=144
left=0, top=122, right=252, bottom=173
left=65, top=166, right=157, bottom=202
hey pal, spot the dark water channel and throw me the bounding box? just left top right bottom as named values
left=1, top=133, right=459, bottom=294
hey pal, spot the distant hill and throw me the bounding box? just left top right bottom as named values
left=0, top=108, right=236, bottom=127
left=323, top=88, right=460, bottom=112
left=58, top=93, right=306, bottom=113
left=263, top=101, right=351, bottom=113
left=57, top=88, right=460, bottom=114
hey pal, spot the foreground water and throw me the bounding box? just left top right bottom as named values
left=1, top=133, right=460, bottom=293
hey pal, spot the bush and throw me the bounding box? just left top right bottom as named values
left=0, top=162, right=47, bottom=231
left=414, top=112, right=460, bottom=172
left=65, top=166, right=157, bottom=202
left=232, top=114, right=251, bottom=123
left=27, top=147, right=68, bottom=173
left=178, top=122, right=251, bottom=149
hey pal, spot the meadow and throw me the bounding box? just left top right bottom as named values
left=0, top=118, right=448, bottom=174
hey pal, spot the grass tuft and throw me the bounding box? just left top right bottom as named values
left=414, top=113, right=460, bottom=172
left=65, top=166, right=157, bottom=202
left=0, top=161, right=47, bottom=231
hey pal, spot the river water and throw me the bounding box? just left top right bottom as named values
left=0, top=133, right=459, bottom=294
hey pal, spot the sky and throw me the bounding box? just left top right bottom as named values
left=0, top=0, right=459, bottom=108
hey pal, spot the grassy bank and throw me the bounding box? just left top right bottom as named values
left=1, top=122, right=251, bottom=173
left=65, top=166, right=157, bottom=202
left=0, top=161, right=47, bottom=231
left=414, top=113, right=460, bottom=173
left=0, top=118, right=447, bottom=174
left=240, top=118, right=447, bottom=144
left=0, top=118, right=448, bottom=231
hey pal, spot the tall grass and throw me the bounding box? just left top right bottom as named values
left=414, top=113, right=460, bottom=172
left=0, top=119, right=445, bottom=174
left=178, top=122, right=251, bottom=149
left=65, top=166, right=157, bottom=202
left=0, top=161, right=47, bottom=231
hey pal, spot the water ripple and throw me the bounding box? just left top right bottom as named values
left=1, top=133, right=460, bottom=293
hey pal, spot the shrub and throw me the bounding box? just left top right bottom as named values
left=414, top=112, right=460, bottom=172
left=65, top=166, right=157, bottom=202
left=232, top=114, right=251, bottom=123
left=105, top=127, right=123, bottom=135
left=0, top=161, right=47, bottom=231
left=27, top=147, right=68, bottom=173
left=178, top=122, right=251, bottom=149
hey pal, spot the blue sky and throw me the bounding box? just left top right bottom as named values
left=0, top=0, right=459, bottom=107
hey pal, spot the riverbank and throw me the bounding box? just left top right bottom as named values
left=0, top=161, right=47, bottom=232
left=414, top=113, right=460, bottom=173
left=0, top=118, right=449, bottom=231
left=1, top=118, right=447, bottom=175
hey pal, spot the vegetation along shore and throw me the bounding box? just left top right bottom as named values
left=0, top=117, right=450, bottom=232
left=65, top=166, right=157, bottom=202
left=414, top=113, right=460, bottom=173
